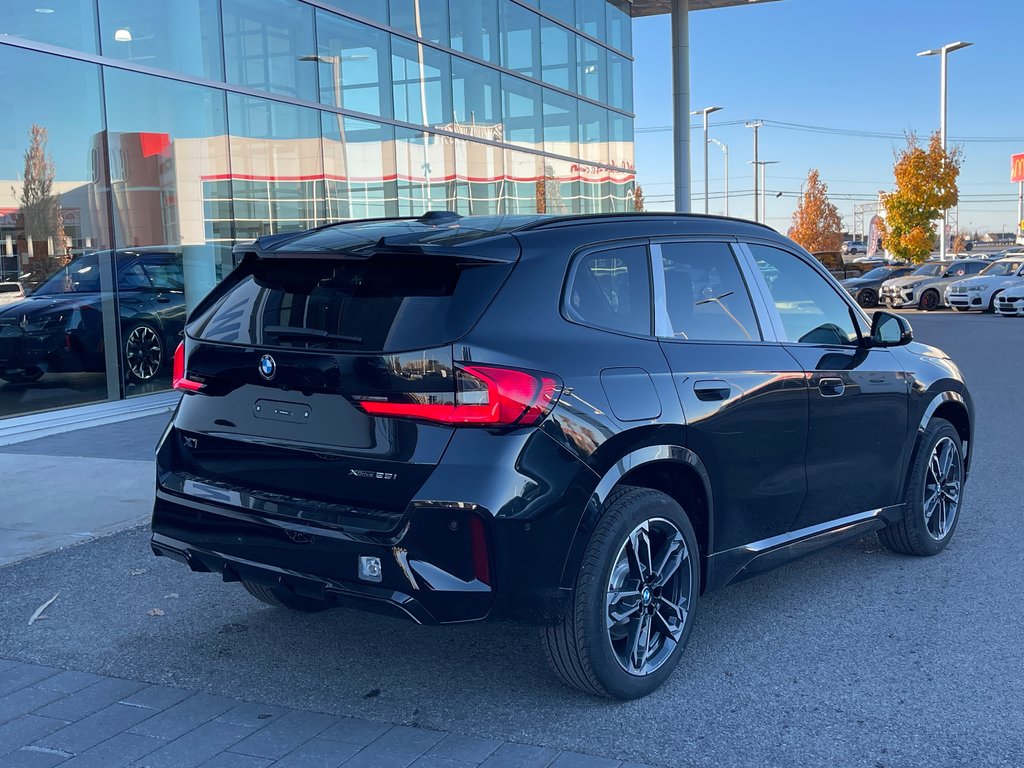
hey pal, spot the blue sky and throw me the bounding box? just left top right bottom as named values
left=633, top=0, right=1024, bottom=235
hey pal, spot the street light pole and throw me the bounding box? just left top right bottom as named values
left=709, top=138, right=728, bottom=216
left=691, top=106, right=722, bottom=214
left=917, top=41, right=972, bottom=261
left=749, top=160, right=778, bottom=224
left=745, top=121, right=763, bottom=222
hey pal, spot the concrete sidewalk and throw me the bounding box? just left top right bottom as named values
left=0, top=414, right=169, bottom=566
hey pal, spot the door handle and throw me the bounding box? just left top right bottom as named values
left=693, top=379, right=730, bottom=402
left=819, top=377, right=846, bottom=397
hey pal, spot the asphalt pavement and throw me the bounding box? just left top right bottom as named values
left=0, top=311, right=1021, bottom=767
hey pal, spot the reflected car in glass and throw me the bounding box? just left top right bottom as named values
left=152, top=213, right=973, bottom=699
left=0, top=281, right=25, bottom=307
left=0, top=249, right=185, bottom=385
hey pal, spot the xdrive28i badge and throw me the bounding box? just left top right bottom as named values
left=258, top=354, right=276, bottom=380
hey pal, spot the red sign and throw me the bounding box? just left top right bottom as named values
left=1012, top=153, right=1024, bottom=183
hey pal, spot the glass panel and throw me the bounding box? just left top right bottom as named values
left=502, top=75, right=542, bottom=150
left=541, top=0, right=575, bottom=26
left=502, top=150, right=540, bottom=214
left=454, top=139, right=503, bottom=216
left=392, top=37, right=452, bottom=128
left=0, top=2, right=97, bottom=53
left=452, top=57, right=502, bottom=132
left=607, top=0, right=632, bottom=54
left=227, top=94, right=324, bottom=238
left=577, top=36, right=607, bottom=103
left=578, top=100, right=607, bottom=165
left=322, top=114, right=397, bottom=221
left=389, top=0, right=449, bottom=46
left=0, top=46, right=115, bottom=417
left=315, top=10, right=392, bottom=118
left=750, top=244, right=858, bottom=345
left=540, top=19, right=575, bottom=91
left=103, top=67, right=232, bottom=400
left=450, top=0, right=500, bottom=64
left=221, top=0, right=317, bottom=101
left=565, top=245, right=651, bottom=336
left=395, top=127, right=455, bottom=216
left=543, top=89, right=577, bottom=158
left=608, top=111, right=633, bottom=170
left=320, top=0, right=389, bottom=24
left=608, top=52, right=633, bottom=112
left=98, top=0, right=222, bottom=80
left=575, top=0, right=606, bottom=38
left=538, top=156, right=577, bottom=214
left=501, top=0, right=540, bottom=80
left=659, top=242, right=762, bottom=342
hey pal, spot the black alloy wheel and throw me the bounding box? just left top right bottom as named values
left=919, top=289, right=941, bottom=311
left=124, top=324, right=164, bottom=382
left=856, top=288, right=878, bottom=308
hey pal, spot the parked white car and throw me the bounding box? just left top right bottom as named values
left=944, top=258, right=1024, bottom=312
left=0, top=281, right=25, bottom=306
left=994, top=277, right=1024, bottom=316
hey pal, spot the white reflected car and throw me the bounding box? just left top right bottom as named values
left=0, top=282, right=25, bottom=307
left=944, top=258, right=1024, bottom=312
left=994, top=278, right=1024, bottom=316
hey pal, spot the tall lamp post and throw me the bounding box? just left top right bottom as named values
left=708, top=138, right=729, bottom=216
left=917, top=41, right=972, bottom=261
left=691, top=106, right=722, bottom=214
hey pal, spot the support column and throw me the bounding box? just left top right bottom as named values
left=672, top=0, right=690, bottom=213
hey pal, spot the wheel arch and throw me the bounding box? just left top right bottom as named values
left=905, top=390, right=972, bottom=496
left=560, top=446, right=715, bottom=595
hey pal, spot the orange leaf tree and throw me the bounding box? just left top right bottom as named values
left=880, top=132, right=962, bottom=263
left=789, top=169, right=843, bottom=253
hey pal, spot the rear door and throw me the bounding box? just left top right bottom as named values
left=172, top=250, right=516, bottom=522
left=742, top=242, right=909, bottom=529
left=654, top=240, right=808, bottom=551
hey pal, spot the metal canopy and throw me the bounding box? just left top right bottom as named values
left=628, top=0, right=780, bottom=16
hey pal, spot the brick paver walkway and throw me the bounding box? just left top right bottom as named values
left=0, top=659, right=655, bottom=768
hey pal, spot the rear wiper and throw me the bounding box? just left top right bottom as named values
left=263, top=326, right=363, bottom=344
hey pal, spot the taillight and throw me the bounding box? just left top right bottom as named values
left=172, top=342, right=203, bottom=392
left=356, top=364, right=560, bottom=427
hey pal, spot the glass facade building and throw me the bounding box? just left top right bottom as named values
left=0, top=0, right=634, bottom=419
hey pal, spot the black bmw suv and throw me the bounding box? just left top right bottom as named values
left=152, top=213, right=973, bottom=699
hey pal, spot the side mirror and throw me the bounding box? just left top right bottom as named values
left=870, top=311, right=913, bottom=347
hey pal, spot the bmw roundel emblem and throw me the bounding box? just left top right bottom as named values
left=258, top=354, right=276, bottom=380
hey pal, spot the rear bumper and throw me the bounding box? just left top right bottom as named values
left=151, top=487, right=496, bottom=624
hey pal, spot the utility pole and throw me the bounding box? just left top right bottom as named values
left=745, top=121, right=763, bottom=222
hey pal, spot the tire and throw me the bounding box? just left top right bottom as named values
left=241, top=579, right=330, bottom=612
left=123, top=323, right=164, bottom=383
left=878, top=418, right=964, bottom=557
left=856, top=289, right=878, bottom=309
left=0, top=367, right=43, bottom=384
left=541, top=486, right=699, bottom=699
left=919, top=289, right=940, bottom=311
left=987, top=292, right=1001, bottom=313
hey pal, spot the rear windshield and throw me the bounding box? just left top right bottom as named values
left=189, top=255, right=512, bottom=353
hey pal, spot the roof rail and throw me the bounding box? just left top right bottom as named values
left=512, top=211, right=779, bottom=234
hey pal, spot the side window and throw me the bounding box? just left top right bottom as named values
left=749, top=244, right=858, bottom=346
left=657, top=242, right=761, bottom=342
left=564, top=244, right=651, bottom=336
left=118, top=263, right=151, bottom=290
left=966, top=262, right=985, bottom=275
left=142, top=258, right=185, bottom=291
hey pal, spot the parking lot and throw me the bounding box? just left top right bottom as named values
left=0, top=310, right=1021, bottom=767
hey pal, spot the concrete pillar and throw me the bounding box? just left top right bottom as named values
left=672, top=0, right=691, bottom=213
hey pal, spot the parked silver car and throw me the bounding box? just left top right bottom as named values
left=0, top=282, right=25, bottom=307
left=879, top=260, right=987, bottom=311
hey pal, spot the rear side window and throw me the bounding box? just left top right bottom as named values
left=189, top=255, right=512, bottom=353
left=564, top=245, right=651, bottom=336
left=657, top=242, right=762, bottom=342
